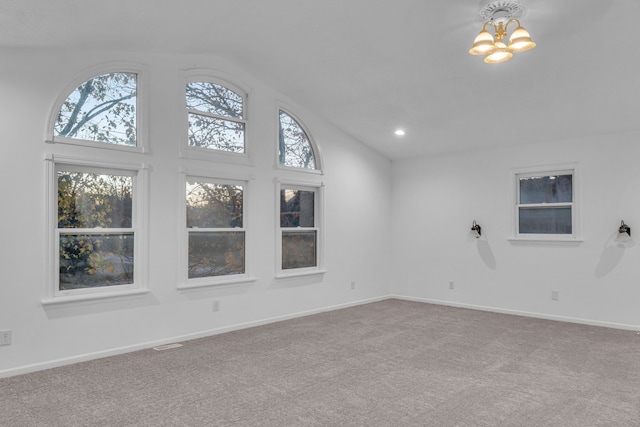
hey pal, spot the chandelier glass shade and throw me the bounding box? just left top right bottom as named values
left=469, top=19, right=535, bottom=63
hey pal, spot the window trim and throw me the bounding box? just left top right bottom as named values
left=275, top=179, right=326, bottom=278
left=43, top=153, right=149, bottom=305
left=179, top=70, right=253, bottom=165
left=45, top=63, right=149, bottom=154
left=509, top=163, right=583, bottom=243
left=275, top=105, right=324, bottom=175
left=178, top=168, right=257, bottom=290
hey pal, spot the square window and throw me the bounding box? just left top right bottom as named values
left=518, top=207, right=572, bottom=234
left=513, top=167, right=579, bottom=240
left=188, top=231, right=245, bottom=279
left=59, top=233, right=134, bottom=289
left=282, top=230, right=317, bottom=269
left=280, top=188, right=315, bottom=227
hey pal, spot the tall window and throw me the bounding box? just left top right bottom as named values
left=54, top=72, right=138, bottom=147
left=186, top=81, right=246, bottom=153
left=47, top=158, right=148, bottom=300
left=184, top=177, right=247, bottom=286
left=278, top=184, right=323, bottom=274
left=278, top=110, right=317, bottom=170
left=514, top=167, right=578, bottom=239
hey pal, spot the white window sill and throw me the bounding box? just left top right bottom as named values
left=178, top=275, right=258, bottom=290
left=42, top=289, right=150, bottom=306
left=508, top=237, right=584, bottom=245
left=275, top=165, right=325, bottom=176
left=275, top=269, right=327, bottom=279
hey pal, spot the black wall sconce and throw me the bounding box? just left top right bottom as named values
left=471, top=220, right=482, bottom=238
left=616, top=220, right=631, bottom=243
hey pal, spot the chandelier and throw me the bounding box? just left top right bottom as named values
left=468, top=0, right=536, bottom=64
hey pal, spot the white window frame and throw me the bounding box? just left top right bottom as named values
left=43, top=154, right=149, bottom=305
left=45, top=63, right=149, bottom=154
left=275, top=105, right=324, bottom=175
left=178, top=168, right=257, bottom=289
left=509, top=163, right=582, bottom=243
left=179, top=70, right=252, bottom=165
left=275, top=179, right=326, bottom=278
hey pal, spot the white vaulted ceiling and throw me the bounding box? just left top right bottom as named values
left=1, top=0, right=638, bottom=160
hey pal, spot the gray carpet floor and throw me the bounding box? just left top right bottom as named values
left=2, top=299, right=640, bottom=426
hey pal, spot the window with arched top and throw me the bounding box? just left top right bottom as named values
left=53, top=72, right=138, bottom=148
left=186, top=81, right=247, bottom=154
left=278, top=110, right=319, bottom=170
left=44, top=66, right=149, bottom=304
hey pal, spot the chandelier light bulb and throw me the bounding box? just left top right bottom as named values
left=469, top=29, right=497, bottom=55
left=508, top=25, right=536, bottom=52
left=484, top=41, right=513, bottom=63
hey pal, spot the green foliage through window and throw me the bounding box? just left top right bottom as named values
left=55, top=72, right=137, bottom=146
left=278, top=110, right=316, bottom=169
left=57, top=170, right=135, bottom=289
left=186, top=82, right=245, bottom=153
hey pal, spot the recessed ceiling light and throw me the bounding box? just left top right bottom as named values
left=394, top=129, right=406, bottom=136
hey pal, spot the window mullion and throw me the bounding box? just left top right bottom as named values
left=188, top=228, right=244, bottom=233
left=58, top=228, right=134, bottom=234
left=187, top=109, right=246, bottom=124
left=517, top=202, right=573, bottom=208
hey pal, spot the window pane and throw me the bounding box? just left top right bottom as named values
left=58, top=171, right=132, bottom=228
left=59, top=233, right=134, bottom=290
left=282, top=230, right=317, bottom=269
left=278, top=111, right=316, bottom=169
left=186, top=82, right=243, bottom=119
left=519, top=207, right=572, bottom=234
left=280, top=189, right=314, bottom=227
left=519, top=175, right=572, bottom=204
left=188, top=231, right=245, bottom=278
left=55, top=72, right=137, bottom=146
left=186, top=181, right=243, bottom=228
left=188, top=113, right=245, bottom=153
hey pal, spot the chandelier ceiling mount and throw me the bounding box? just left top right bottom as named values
left=478, top=0, right=524, bottom=22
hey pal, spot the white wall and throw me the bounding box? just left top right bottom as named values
left=0, top=48, right=392, bottom=376
left=391, top=131, right=640, bottom=329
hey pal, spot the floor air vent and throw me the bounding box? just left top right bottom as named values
left=153, top=343, right=184, bottom=351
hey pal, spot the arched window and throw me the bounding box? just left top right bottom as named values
left=54, top=72, right=138, bottom=147
left=186, top=81, right=246, bottom=153
left=278, top=110, right=318, bottom=170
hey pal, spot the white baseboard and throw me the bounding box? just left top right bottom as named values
left=0, top=296, right=390, bottom=379
left=391, top=294, right=640, bottom=331
left=5, top=294, right=638, bottom=378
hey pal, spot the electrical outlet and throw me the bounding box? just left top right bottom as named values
left=0, top=330, right=11, bottom=346
left=449, top=280, right=455, bottom=290
left=212, top=301, right=220, bottom=312
left=350, top=281, right=356, bottom=290
left=551, top=291, right=559, bottom=301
